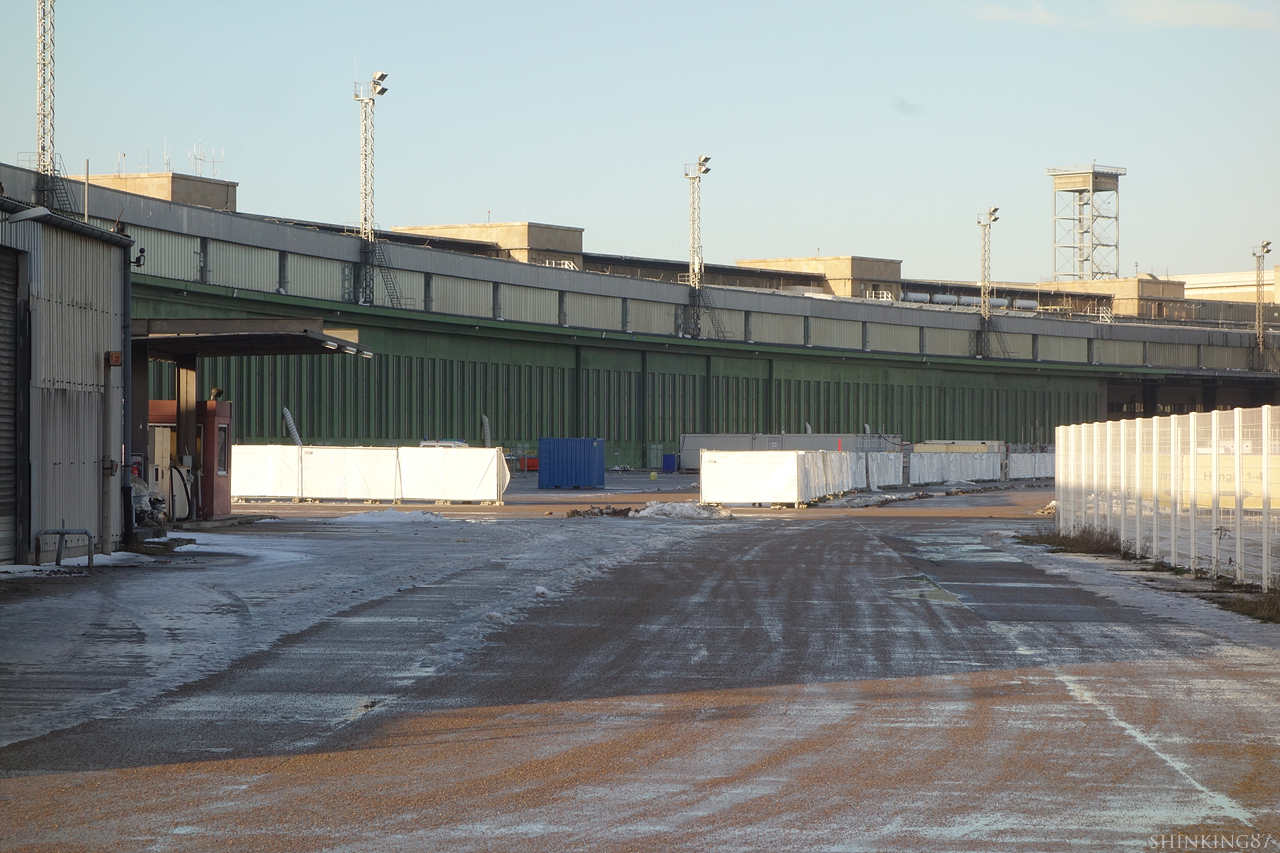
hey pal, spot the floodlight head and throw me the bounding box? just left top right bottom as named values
left=989, top=206, right=999, bottom=216
left=1264, top=240, right=1273, bottom=254
left=373, top=71, right=388, bottom=83
left=372, top=83, right=388, bottom=96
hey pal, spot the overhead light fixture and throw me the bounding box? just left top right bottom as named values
left=321, top=340, right=339, bottom=350
left=372, top=83, right=388, bottom=96
left=373, top=71, right=388, bottom=83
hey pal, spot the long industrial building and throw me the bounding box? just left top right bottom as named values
left=4, top=160, right=1279, bottom=492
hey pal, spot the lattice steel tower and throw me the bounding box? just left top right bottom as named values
left=353, top=71, right=388, bottom=304
left=1047, top=164, right=1126, bottom=280
left=35, top=0, right=56, bottom=205
left=685, top=155, right=710, bottom=336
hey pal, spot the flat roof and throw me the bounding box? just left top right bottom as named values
left=133, top=318, right=373, bottom=359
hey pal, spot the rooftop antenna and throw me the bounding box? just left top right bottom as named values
left=684, top=154, right=710, bottom=336
left=187, top=140, right=223, bottom=178
left=34, top=0, right=56, bottom=205
left=163, top=136, right=171, bottom=172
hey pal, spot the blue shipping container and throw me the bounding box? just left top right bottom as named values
left=538, top=438, right=606, bottom=489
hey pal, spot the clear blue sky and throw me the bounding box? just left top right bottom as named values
left=1, top=0, right=1277, bottom=282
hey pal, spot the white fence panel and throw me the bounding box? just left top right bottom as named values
left=909, top=452, right=1001, bottom=485
left=398, top=448, right=510, bottom=502
left=1056, top=406, right=1277, bottom=590
left=300, top=447, right=399, bottom=500
left=700, top=450, right=862, bottom=505
left=232, top=445, right=301, bottom=498
left=231, top=445, right=509, bottom=503
left=1009, top=452, right=1054, bottom=479
left=868, top=452, right=903, bottom=489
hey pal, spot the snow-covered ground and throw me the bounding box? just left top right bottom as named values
left=0, top=512, right=739, bottom=748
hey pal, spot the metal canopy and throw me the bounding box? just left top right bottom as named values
left=132, top=318, right=372, bottom=359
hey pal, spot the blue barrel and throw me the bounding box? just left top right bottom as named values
left=538, top=438, right=606, bottom=488
left=662, top=453, right=678, bottom=473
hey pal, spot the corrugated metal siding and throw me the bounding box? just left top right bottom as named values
left=1202, top=345, right=1250, bottom=370
left=810, top=317, right=861, bottom=349
left=500, top=283, right=558, bottom=325
left=866, top=322, right=919, bottom=353
left=1037, top=335, right=1087, bottom=362
left=1095, top=339, right=1144, bottom=365
left=33, top=228, right=121, bottom=390
left=27, top=228, right=125, bottom=554
left=923, top=327, right=971, bottom=356
left=288, top=253, right=351, bottom=303
left=992, top=332, right=1034, bottom=360
left=0, top=247, right=17, bottom=563
left=208, top=240, right=277, bottom=291
left=707, top=308, right=745, bottom=340
left=374, top=268, right=421, bottom=310
left=628, top=299, right=676, bottom=334
left=34, top=387, right=121, bottom=554
left=1149, top=342, right=1199, bottom=368
left=537, top=437, right=605, bottom=488
left=126, top=224, right=200, bottom=282
left=565, top=292, right=623, bottom=330
left=750, top=312, right=804, bottom=345
left=432, top=274, right=492, bottom=317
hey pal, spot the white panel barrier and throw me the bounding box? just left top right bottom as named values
left=231, top=445, right=510, bottom=503
left=1009, top=452, right=1055, bottom=480
left=231, top=445, right=301, bottom=498
left=1056, top=406, right=1276, bottom=590
left=868, top=452, right=904, bottom=489
left=909, top=452, right=1001, bottom=485
left=701, top=450, right=863, bottom=506
left=700, top=450, right=902, bottom=505
left=300, top=447, right=400, bottom=501
left=398, top=447, right=511, bottom=503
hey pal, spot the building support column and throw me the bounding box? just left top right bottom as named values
left=175, top=354, right=199, bottom=518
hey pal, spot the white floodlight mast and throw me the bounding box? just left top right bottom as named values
left=685, top=155, right=710, bottom=335
left=354, top=71, right=388, bottom=243
left=1257, top=240, right=1273, bottom=354
left=978, top=207, right=998, bottom=322
left=36, top=0, right=55, bottom=179
left=354, top=71, right=388, bottom=304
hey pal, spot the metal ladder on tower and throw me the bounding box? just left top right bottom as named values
left=697, top=288, right=727, bottom=340
left=369, top=238, right=404, bottom=310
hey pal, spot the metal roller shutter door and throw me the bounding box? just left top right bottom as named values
left=0, top=247, right=17, bottom=564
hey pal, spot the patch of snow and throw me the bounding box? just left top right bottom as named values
left=632, top=501, right=733, bottom=520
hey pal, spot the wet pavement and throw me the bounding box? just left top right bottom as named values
left=1, top=488, right=1278, bottom=851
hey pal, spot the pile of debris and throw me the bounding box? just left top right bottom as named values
left=566, top=505, right=634, bottom=518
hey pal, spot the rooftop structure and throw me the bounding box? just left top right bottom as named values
left=1047, top=164, right=1126, bottom=281
left=85, top=171, right=238, bottom=212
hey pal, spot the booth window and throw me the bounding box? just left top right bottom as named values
left=216, top=424, right=229, bottom=475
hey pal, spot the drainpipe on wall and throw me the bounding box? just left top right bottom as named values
left=120, top=237, right=133, bottom=547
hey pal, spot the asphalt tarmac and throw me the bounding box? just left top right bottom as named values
left=1, top=488, right=1277, bottom=851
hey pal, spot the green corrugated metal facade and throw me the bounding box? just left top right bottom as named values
left=138, top=277, right=1100, bottom=466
